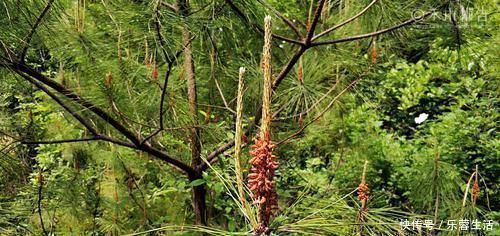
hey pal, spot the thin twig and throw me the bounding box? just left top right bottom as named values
left=19, top=0, right=55, bottom=62
left=16, top=72, right=99, bottom=135
left=259, top=0, right=303, bottom=39
left=225, top=0, right=305, bottom=46
left=312, top=0, right=379, bottom=41
left=214, top=76, right=236, bottom=114
left=161, top=1, right=178, bottom=12
left=22, top=137, right=101, bottom=145
left=312, top=11, right=434, bottom=46
left=37, top=171, right=47, bottom=236
left=254, top=23, right=305, bottom=46
left=141, top=6, right=186, bottom=144
left=305, top=0, right=327, bottom=43
left=477, top=172, right=492, bottom=210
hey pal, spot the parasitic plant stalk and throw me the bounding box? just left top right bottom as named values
left=234, top=67, right=246, bottom=203
left=234, top=67, right=259, bottom=229
left=248, top=16, right=279, bottom=235
left=260, top=16, right=273, bottom=137
left=370, top=40, right=377, bottom=64
left=357, top=160, right=369, bottom=226
left=463, top=165, right=480, bottom=208
left=472, top=165, right=480, bottom=205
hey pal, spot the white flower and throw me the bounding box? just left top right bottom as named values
left=414, top=113, right=429, bottom=124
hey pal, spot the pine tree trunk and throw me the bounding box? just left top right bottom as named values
left=178, top=0, right=207, bottom=226
left=190, top=174, right=208, bottom=225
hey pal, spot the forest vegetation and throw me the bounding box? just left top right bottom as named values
left=0, top=0, right=498, bottom=235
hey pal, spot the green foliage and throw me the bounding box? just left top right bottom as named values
left=0, top=0, right=498, bottom=235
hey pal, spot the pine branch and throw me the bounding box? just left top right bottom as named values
left=21, top=137, right=101, bottom=145
left=311, top=11, right=434, bottom=46
left=16, top=72, right=98, bottom=135
left=21, top=136, right=137, bottom=149
left=305, top=0, right=327, bottom=43
left=161, top=1, right=178, bottom=12
left=225, top=0, right=305, bottom=46
left=275, top=78, right=361, bottom=145
left=141, top=7, right=182, bottom=145
left=14, top=62, right=142, bottom=145
left=16, top=71, right=167, bottom=150
left=19, top=0, right=55, bottom=63
left=37, top=171, right=47, bottom=236
left=312, top=0, right=379, bottom=41
left=3, top=57, right=194, bottom=175
left=191, top=1, right=437, bottom=170
left=202, top=0, right=326, bottom=169
left=259, top=1, right=303, bottom=39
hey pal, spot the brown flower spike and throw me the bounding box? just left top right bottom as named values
left=357, top=183, right=370, bottom=202
left=248, top=132, right=279, bottom=224
left=358, top=161, right=369, bottom=213
left=248, top=16, right=278, bottom=235
left=472, top=165, right=480, bottom=204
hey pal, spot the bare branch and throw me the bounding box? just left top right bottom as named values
left=225, top=0, right=305, bottom=46
left=141, top=129, right=161, bottom=145
left=161, top=1, right=178, bottom=12
left=267, top=46, right=308, bottom=100
left=4, top=59, right=194, bottom=175
left=19, top=0, right=55, bottom=62
left=260, top=1, right=303, bottom=39
left=206, top=140, right=236, bottom=162
left=17, top=71, right=99, bottom=135
left=214, top=76, right=236, bottom=114
left=14, top=62, right=142, bottom=146
left=20, top=135, right=138, bottom=149
left=254, top=27, right=305, bottom=46
left=305, top=0, right=327, bottom=43
left=141, top=5, right=189, bottom=144
left=312, top=11, right=434, bottom=47
left=21, top=137, right=101, bottom=145
left=313, top=0, right=379, bottom=41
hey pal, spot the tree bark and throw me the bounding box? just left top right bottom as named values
left=178, top=0, right=207, bottom=225
left=189, top=174, right=207, bottom=225
left=183, top=28, right=201, bottom=169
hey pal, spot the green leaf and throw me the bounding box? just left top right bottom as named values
left=188, top=179, right=206, bottom=187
